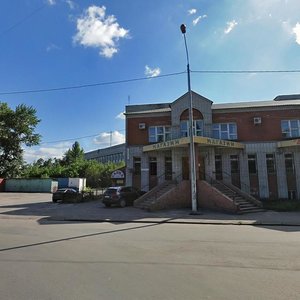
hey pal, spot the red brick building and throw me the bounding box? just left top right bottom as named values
left=125, top=91, right=300, bottom=211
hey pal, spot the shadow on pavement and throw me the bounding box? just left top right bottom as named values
left=0, top=221, right=172, bottom=253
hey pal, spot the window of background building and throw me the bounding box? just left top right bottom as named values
left=230, top=155, right=239, bottom=174
left=248, top=154, right=257, bottom=174
left=212, top=123, right=237, bottom=140
left=149, top=126, right=171, bottom=143
left=180, top=120, right=203, bottom=137
left=281, top=120, right=300, bottom=138
left=284, top=153, right=294, bottom=174
left=133, top=157, right=141, bottom=175
left=266, top=153, right=276, bottom=174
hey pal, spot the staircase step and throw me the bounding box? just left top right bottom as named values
left=211, top=180, right=264, bottom=214
left=135, top=182, right=176, bottom=210
left=238, top=208, right=265, bottom=214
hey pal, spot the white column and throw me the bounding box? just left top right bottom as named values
left=275, top=151, right=288, bottom=199
left=239, top=151, right=250, bottom=194
left=257, top=152, right=269, bottom=199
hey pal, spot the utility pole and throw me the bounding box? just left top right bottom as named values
left=180, top=24, right=198, bottom=213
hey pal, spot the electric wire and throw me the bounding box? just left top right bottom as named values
left=191, top=69, right=300, bottom=74
left=0, top=71, right=186, bottom=96
left=40, top=129, right=125, bottom=145
left=0, top=4, right=46, bottom=38
left=2, top=69, right=300, bottom=96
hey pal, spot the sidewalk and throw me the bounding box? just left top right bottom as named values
left=58, top=202, right=300, bottom=226
left=0, top=193, right=299, bottom=226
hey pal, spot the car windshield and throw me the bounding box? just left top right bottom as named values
left=105, top=188, right=119, bottom=195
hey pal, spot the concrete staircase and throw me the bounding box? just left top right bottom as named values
left=212, top=181, right=264, bottom=214
left=134, top=181, right=177, bottom=211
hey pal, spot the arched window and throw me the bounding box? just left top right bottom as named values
left=180, top=109, right=204, bottom=137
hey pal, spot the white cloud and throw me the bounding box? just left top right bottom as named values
left=47, top=0, right=56, bottom=5
left=73, top=5, right=129, bottom=58
left=46, top=43, right=60, bottom=52
left=145, top=65, right=161, bottom=77
left=292, top=22, right=300, bottom=44
left=23, top=142, right=72, bottom=163
left=192, top=15, right=207, bottom=26
left=115, top=112, right=125, bottom=120
left=224, top=20, right=238, bottom=34
left=93, top=131, right=125, bottom=146
left=188, top=8, right=197, bottom=15
left=66, top=0, right=75, bottom=9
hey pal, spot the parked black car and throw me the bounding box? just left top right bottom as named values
left=102, top=186, right=145, bottom=208
left=52, top=188, right=81, bottom=203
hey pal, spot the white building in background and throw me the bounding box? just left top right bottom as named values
left=84, top=143, right=125, bottom=164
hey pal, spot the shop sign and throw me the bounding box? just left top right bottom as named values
left=111, top=170, right=125, bottom=179
left=152, top=139, right=181, bottom=150
left=143, top=138, right=188, bottom=152
left=277, top=139, right=300, bottom=148
left=205, top=138, right=236, bottom=147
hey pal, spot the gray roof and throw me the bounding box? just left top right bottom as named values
left=212, top=99, right=300, bottom=110
left=125, top=92, right=300, bottom=115
left=274, top=94, right=300, bottom=101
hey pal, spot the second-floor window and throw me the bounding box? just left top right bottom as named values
left=180, top=120, right=203, bottom=137
left=212, top=123, right=237, bottom=140
left=281, top=120, right=300, bottom=138
left=149, top=126, right=171, bottom=143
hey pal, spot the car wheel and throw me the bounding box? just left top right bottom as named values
left=120, top=199, right=126, bottom=208
left=52, top=199, right=57, bottom=203
left=105, top=203, right=111, bottom=208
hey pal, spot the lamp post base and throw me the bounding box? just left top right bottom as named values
left=189, top=211, right=202, bottom=215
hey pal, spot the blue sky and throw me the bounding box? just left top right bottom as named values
left=1, top=0, right=300, bottom=162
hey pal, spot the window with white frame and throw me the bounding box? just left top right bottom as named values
left=148, top=126, right=171, bottom=143
left=281, top=120, right=300, bottom=138
left=180, top=120, right=203, bottom=137
left=212, top=123, right=237, bottom=140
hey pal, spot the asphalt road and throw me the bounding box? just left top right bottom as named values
left=1, top=217, right=300, bottom=300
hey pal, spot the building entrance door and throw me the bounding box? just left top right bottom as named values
left=198, top=155, right=205, bottom=180
left=165, top=156, right=172, bottom=180
left=182, top=157, right=189, bottom=180
left=149, top=157, right=157, bottom=189
left=215, top=155, right=223, bottom=180
left=132, top=157, right=141, bottom=189
left=230, top=155, right=241, bottom=188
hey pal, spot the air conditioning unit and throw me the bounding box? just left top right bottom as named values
left=253, top=117, right=262, bottom=125
left=138, top=123, right=146, bottom=130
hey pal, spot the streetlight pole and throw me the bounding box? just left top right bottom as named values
left=180, top=24, right=198, bottom=213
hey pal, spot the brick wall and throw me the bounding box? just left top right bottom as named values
left=127, top=115, right=171, bottom=145
left=198, top=180, right=238, bottom=213
left=213, top=109, right=300, bottom=142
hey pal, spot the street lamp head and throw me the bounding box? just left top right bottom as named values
left=180, top=24, right=186, bottom=34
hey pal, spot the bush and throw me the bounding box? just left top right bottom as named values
left=263, top=200, right=300, bottom=212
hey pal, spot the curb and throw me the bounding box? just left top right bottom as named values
left=46, top=217, right=300, bottom=226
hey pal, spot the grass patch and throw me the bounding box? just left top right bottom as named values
left=263, top=200, right=300, bottom=212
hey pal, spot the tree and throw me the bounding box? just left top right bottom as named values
left=62, top=141, right=84, bottom=165
left=0, top=103, right=41, bottom=177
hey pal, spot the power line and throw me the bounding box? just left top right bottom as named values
left=2, top=69, right=300, bottom=96
left=0, top=71, right=186, bottom=96
left=192, top=69, right=300, bottom=74
left=40, top=129, right=125, bottom=145
left=0, top=4, right=46, bottom=38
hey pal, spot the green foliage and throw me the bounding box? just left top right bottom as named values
left=62, top=141, right=84, bottom=165
left=263, top=200, right=300, bottom=212
left=21, top=141, right=125, bottom=188
left=0, top=102, right=41, bottom=177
